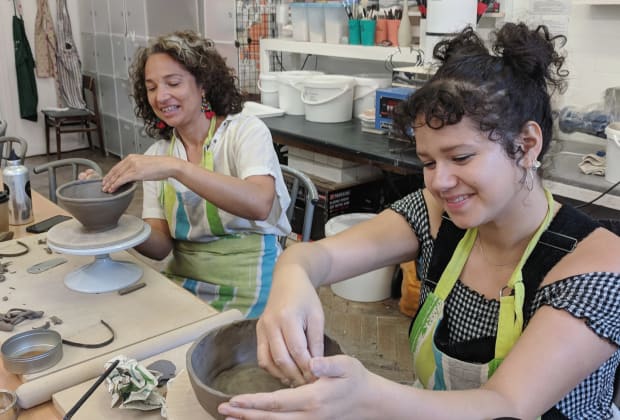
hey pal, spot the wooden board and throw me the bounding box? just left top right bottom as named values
left=52, top=309, right=243, bottom=419
left=166, top=370, right=215, bottom=420
left=53, top=345, right=190, bottom=420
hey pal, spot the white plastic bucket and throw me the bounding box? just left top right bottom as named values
left=307, top=3, right=325, bottom=43
left=326, top=213, right=395, bottom=302
left=301, top=75, right=355, bottom=123
left=258, top=72, right=279, bottom=108
left=276, top=71, right=324, bottom=116
left=290, top=3, right=309, bottom=42
left=605, top=122, right=620, bottom=184
left=353, top=74, right=392, bottom=118
left=324, top=3, right=347, bottom=44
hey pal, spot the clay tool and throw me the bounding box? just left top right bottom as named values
left=63, top=359, right=120, bottom=420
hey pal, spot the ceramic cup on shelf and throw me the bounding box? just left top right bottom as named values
left=348, top=19, right=361, bottom=45
left=386, top=19, right=400, bottom=46
left=360, top=19, right=377, bottom=46
left=375, top=18, right=388, bottom=44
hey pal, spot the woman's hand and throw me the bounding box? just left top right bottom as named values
left=219, top=355, right=379, bottom=420
left=78, top=169, right=101, bottom=181
left=256, top=261, right=326, bottom=388
left=101, top=154, right=178, bottom=192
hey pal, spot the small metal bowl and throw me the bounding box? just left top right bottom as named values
left=0, top=389, right=19, bottom=420
left=1, top=330, right=63, bottom=375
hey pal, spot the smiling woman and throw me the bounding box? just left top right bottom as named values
left=93, top=30, right=292, bottom=318
left=217, top=23, right=620, bottom=420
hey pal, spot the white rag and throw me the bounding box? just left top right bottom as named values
left=578, top=153, right=606, bottom=176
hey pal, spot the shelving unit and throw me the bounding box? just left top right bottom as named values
left=259, top=38, right=423, bottom=73
left=573, top=0, right=620, bottom=4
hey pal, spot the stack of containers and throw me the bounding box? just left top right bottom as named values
left=307, top=3, right=325, bottom=42
left=258, top=72, right=280, bottom=108
left=290, top=3, right=309, bottom=41
left=324, top=3, right=348, bottom=44
left=353, top=74, right=392, bottom=118
left=301, top=75, right=356, bottom=123
left=276, top=71, right=324, bottom=115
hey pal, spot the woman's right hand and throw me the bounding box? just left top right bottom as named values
left=78, top=169, right=101, bottom=181
left=256, top=264, right=326, bottom=387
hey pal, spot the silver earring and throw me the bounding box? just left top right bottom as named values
left=525, top=160, right=541, bottom=191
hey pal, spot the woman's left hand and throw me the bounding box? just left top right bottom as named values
left=102, top=154, right=178, bottom=192
left=218, top=355, right=379, bottom=420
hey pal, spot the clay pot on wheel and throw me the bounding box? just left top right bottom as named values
left=56, top=179, right=136, bottom=232
left=187, top=319, right=343, bottom=420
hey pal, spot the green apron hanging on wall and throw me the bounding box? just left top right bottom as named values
left=160, top=118, right=280, bottom=318
left=13, top=0, right=38, bottom=122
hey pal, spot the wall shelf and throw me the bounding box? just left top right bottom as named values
left=259, top=38, right=422, bottom=72
left=573, top=0, right=620, bottom=3
left=407, top=10, right=504, bottom=18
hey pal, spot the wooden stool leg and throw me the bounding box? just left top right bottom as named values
left=55, top=126, right=62, bottom=160
left=45, top=119, right=50, bottom=156
left=86, top=130, right=93, bottom=150
left=96, top=121, right=106, bottom=157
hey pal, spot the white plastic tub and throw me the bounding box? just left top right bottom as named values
left=276, top=71, right=324, bottom=116
left=301, top=75, right=355, bottom=123
left=325, top=213, right=395, bottom=302
left=290, top=3, right=309, bottom=42
left=258, top=72, right=279, bottom=108
left=605, top=122, right=620, bottom=184
left=307, top=3, right=325, bottom=43
left=353, top=74, right=392, bottom=118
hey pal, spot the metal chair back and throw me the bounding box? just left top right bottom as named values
left=33, top=158, right=103, bottom=203
left=280, top=164, right=319, bottom=247
left=0, top=136, right=28, bottom=167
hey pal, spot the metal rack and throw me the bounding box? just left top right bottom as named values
left=235, top=0, right=282, bottom=99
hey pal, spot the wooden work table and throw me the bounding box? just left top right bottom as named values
left=0, top=191, right=233, bottom=419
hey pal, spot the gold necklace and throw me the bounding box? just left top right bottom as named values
left=476, top=235, right=520, bottom=268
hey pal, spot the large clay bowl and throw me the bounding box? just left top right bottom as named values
left=56, top=179, right=136, bottom=232
left=187, top=319, right=343, bottom=419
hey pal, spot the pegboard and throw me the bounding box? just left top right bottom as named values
left=235, top=0, right=282, bottom=100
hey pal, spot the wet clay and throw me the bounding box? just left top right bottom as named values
left=211, top=363, right=284, bottom=395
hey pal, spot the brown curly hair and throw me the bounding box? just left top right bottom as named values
left=129, top=30, right=244, bottom=139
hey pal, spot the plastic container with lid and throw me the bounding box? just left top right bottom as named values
left=276, top=70, right=324, bottom=115
left=258, top=72, right=280, bottom=108
left=290, top=3, right=309, bottom=42
left=301, top=75, right=356, bottom=123
left=325, top=213, right=395, bottom=302
left=353, top=74, right=392, bottom=118
left=307, top=3, right=325, bottom=43
left=324, top=3, right=347, bottom=44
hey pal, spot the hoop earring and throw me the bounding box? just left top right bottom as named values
left=201, top=93, right=215, bottom=119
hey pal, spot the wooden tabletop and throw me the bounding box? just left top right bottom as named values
left=0, top=191, right=222, bottom=420
left=1, top=191, right=69, bottom=419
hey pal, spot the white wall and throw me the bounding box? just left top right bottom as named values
left=0, top=0, right=84, bottom=157
left=0, top=2, right=619, bottom=156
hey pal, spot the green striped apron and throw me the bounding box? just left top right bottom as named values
left=409, top=189, right=555, bottom=392
left=160, top=117, right=279, bottom=318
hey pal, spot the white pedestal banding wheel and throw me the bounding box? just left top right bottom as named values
left=47, top=215, right=151, bottom=293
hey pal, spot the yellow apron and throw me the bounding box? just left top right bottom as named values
left=409, top=189, right=555, bottom=390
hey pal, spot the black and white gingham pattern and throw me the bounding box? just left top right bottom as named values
left=390, top=190, right=435, bottom=303
left=390, top=190, right=620, bottom=419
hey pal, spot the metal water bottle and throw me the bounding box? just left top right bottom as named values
left=2, top=149, right=33, bottom=225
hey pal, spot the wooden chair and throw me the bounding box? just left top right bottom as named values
left=280, top=164, right=319, bottom=248
left=0, top=136, right=28, bottom=167
left=33, top=158, right=103, bottom=204
left=42, top=74, right=106, bottom=160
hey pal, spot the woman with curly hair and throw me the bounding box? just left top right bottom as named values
left=95, top=30, right=291, bottom=318
left=219, top=23, right=620, bottom=419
